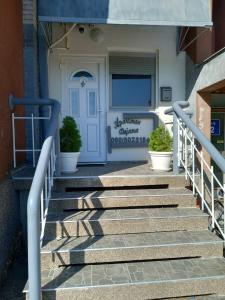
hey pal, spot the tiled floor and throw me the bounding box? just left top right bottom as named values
left=60, top=162, right=174, bottom=177
left=12, top=162, right=177, bottom=179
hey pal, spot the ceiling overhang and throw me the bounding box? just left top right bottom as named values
left=38, top=0, right=212, bottom=27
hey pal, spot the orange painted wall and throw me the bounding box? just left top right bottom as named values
left=0, top=0, right=24, bottom=179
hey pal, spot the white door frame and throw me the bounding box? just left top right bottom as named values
left=60, top=55, right=107, bottom=163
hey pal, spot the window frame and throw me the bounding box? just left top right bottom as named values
left=109, top=73, right=155, bottom=110
left=70, top=69, right=95, bottom=81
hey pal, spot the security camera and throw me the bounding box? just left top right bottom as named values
left=78, top=25, right=85, bottom=34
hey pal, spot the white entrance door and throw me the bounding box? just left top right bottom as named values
left=61, top=57, right=106, bottom=163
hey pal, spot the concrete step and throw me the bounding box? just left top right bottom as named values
left=44, top=208, right=208, bottom=238
left=162, top=296, right=225, bottom=300
left=54, top=174, right=189, bottom=191
left=41, top=230, right=223, bottom=267
left=24, top=258, right=225, bottom=300
left=49, top=188, right=196, bottom=211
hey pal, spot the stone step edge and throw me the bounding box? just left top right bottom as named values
left=54, top=174, right=188, bottom=179
left=165, top=296, right=225, bottom=299
left=23, top=274, right=225, bottom=293
left=41, top=240, right=223, bottom=254
left=46, top=214, right=208, bottom=223
left=50, top=193, right=194, bottom=201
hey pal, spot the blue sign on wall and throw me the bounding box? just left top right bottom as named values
left=211, top=119, right=221, bottom=136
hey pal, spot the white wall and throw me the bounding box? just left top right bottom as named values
left=49, top=24, right=186, bottom=161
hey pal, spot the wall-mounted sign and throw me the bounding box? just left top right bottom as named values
left=114, top=117, right=141, bottom=136
left=111, top=136, right=148, bottom=146
left=114, top=117, right=141, bottom=129
left=211, top=119, right=221, bottom=136
left=216, top=140, right=224, bottom=144
left=107, top=113, right=159, bottom=153
left=109, top=117, right=147, bottom=149
left=118, top=128, right=139, bottom=135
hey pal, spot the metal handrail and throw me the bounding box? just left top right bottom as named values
left=166, top=101, right=225, bottom=239
left=165, top=101, right=225, bottom=174
left=10, top=96, right=60, bottom=300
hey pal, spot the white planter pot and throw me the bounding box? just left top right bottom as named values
left=149, top=151, right=172, bottom=171
left=60, top=152, right=80, bottom=173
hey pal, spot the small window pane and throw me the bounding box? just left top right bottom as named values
left=70, top=89, right=79, bottom=116
left=88, top=90, right=97, bottom=117
left=72, top=71, right=93, bottom=80
left=112, top=74, right=151, bottom=107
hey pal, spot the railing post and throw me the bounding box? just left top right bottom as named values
left=27, top=200, right=41, bottom=300
left=200, top=151, right=204, bottom=210
left=55, top=125, right=61, bottom=176
left=177, top=120, right=181, bottom=168
left=173, top=112, right=179, bottom=174
left=211, top=166, right=215, bottom=229
left=12, top=113, right=16, bottom=168
left=224, top=182, right=225, bottom=238
left=184, top=128, right=188, bottom=180
left=192, top=135, right=195, bottom=195
left=31, top=114, right=36, bottom=167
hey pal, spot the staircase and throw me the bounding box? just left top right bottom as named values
left=25, top=173, right=225, bottom=300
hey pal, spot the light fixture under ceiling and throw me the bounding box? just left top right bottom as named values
left=89, top=27, right=104, bottom=43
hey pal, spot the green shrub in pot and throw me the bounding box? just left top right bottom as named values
left=148, top=125, right=172, bottom=152
left=148, top=125, right=173, bottom=171
left=60, top=116, right=82, bottom=173
left=60, top=116, right=82, bottom=152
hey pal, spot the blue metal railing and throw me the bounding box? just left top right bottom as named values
left=10, top=96, right=60, bottom=300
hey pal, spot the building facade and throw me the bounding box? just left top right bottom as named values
left=48, top=25, right=185, bottom=162
left=3, top=0, right=225, bottom=297
left=24, top=0, right=212, bottom=165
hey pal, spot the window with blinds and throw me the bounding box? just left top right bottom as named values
left=109, top=55, right=156, bottom=108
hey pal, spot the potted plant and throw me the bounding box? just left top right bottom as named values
left=148, top=124, right=173, bottom=171
left=60, top=116, right=82, bottom=173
